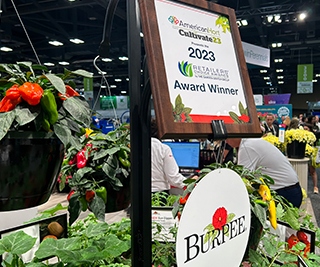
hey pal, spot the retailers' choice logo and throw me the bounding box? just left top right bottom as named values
left=178, top=61, right=193, bottom=77
left=168, top=15, right=179, bottom=25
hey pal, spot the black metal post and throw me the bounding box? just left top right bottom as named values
left=127, top=0, right=152, bottom=266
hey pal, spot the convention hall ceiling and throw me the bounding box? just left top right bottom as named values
left=1, top=0, right=320, bottom=95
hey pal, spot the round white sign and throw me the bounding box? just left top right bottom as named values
left=176, top=168, right=251, bottom=266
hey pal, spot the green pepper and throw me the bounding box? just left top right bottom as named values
left=119, top=156, right=131, bottom=168
left=254, top=199, right=268, bottom=207
left=40, top=89, right=59, bottom=125
left=79, top=196, right=88, bottom=211
left=96, top=186, right=107, bottom=203
left=118, top=148, right=128, bottom=159
left=42, top=115, right=51, bottom=131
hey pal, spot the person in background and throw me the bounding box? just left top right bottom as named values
left=299, top=113, right=305, bottom=124
left=227, top=138, right=303, bottom=208
left=150, top=119, right=198, bottom=197
left=262, top=113, right=279, bottom=136
left=303, top=123, right=318, bottom=194
left=280, top=116, right=291, bottom=130
left=315, top=115, right=320, bottom=130
left=287, top=117, right=300, bottom=130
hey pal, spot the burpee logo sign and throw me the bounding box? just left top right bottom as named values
left=176, top=168, right=251, bottom=266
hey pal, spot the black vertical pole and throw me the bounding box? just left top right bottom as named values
left=127, top=1, right=152, bottom=267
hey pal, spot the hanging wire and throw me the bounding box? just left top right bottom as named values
left=10, top=0, right=41, bottom=65
left=92, top=55, right=119, bottom=123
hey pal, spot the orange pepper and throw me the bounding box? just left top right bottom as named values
left=19, top=82, right=43, bottom=106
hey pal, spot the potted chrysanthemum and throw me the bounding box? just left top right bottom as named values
left=285, top=127, right=316, bottom=159
left=0, top=62, right=93, bottom=211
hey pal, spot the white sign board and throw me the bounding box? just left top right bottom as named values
left=154, top=0, right=248, bottom=121
left=242, top=41, right=270, bottom=68
left=176, top=168, right=251, bottom=266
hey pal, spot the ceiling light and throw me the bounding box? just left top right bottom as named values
left=115, top=79, right=122, bottom=82
left=140, top=32, right=144, bottom=37
left=43, top=62, right=55, bottom=66
left=0, top=46, right=13, bottom=52
left=278, top=81, right=284, bottom=84
left=68, top=0, right=76, bottom=1
left=101, top=85, right=106, bottom=88
left=277, top=76, right=284, bottom=79
left=49, top=40, right=63, bottom=46
left=102, top=58, right=112, bottom=62
left=260, top=70, right=267, bottom=73
left=59, top=61, right=69, bottom=65
left=70, top=38, right=84, bottom=44
left=121, top=91, right=127, bottom=94
left=312, top=79, right=317, bottom=83
left=271, top=43, right=277, bottom=48
left=267, top=15, right=273, bottom=23
left=274, top=14, right=281, bottom=22
left=277, top=43, right=282, bottom=47
left=274, top=58, right=283, bottom=63
left=299, top=12, right=307, bottom=21
left=119, top=56, right=128, bottom=61
left=236, top=21, right=241, bottom=27
left=276, top=69, right=283, bottom=72
left=126, top=78, right=129, bottom=81
left=263, top=77, right=270, bottom=80
left=110, top=85, right=117, bottom=88
left=241, top=19, right=248, bottom=26
left=316, top=74, right=320, bottom=77
left=98, top=71, right=107, bottom=75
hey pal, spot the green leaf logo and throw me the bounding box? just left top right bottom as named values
left=178, top=61, right=193, bottom=77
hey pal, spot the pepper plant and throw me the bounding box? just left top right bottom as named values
left=0, top=62, right=93, bottom=147
left=59, top=124, right=131, bottom=224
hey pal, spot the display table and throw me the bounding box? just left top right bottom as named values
left=287, top=157, right=309, bottom=192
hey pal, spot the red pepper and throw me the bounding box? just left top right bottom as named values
left=67, top=190, right=75, bottom=202
left=68, top=155, right=77, bottom=165
left=76, top=149, right=87, bottom=168
left=0, top=95, right=22, bottom=112
left=58, top=85, right=79, bottom=100
left=5, top=85, right=20, bottom=100
left=19, top=82, right=43, bottom=106
left=297, top=230, right=309, bottom=244
left=85, top=190, right=95, bottom=202
left=287, top=234, right=299, bottom=249
left=179, top=193, right=190, bottom=205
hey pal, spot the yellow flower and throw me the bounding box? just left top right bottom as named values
left=262, top=134, right=285, bottom=152
left=285, top=129, right=316, bottom=145
left=85, top=128, right=94, bottom=138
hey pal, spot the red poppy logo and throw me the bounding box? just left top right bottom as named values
left=212, top=207, right=228, bottom=230
left=203, top=206, right=235, bottom=244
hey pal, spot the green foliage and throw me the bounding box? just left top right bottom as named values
left=0, top=62, right=93, bottom=147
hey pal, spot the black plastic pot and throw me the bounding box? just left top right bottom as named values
left=286, top=140, right=306, bottom=159
left=0, top=132, right=64, bottom=211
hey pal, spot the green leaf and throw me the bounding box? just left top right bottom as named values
left=175, top=94, right=182, bottom=107
left=239, top=101, right=246, bottom=115
left=68, top=197, right=82, bottom=225
left=252, top=204, right=268, bottom=228
left=102, top=234, right=131, bottom=257
left=44, top=73, right=66, bottom=94
left=89, top=196, right=106, bottom=222
left=229, top=111, right=241, bottom=123
left=63, top=97, right=91, bottom=126
left=183, top=107, right=192, bottom=115
left=83, top=222, right=109, bottom=238
left=72, top=69, right=93, bottom=78
left=35, top=237, right=82, bottom=259
left=0, top=231, right=36, bottom=255
left=0, top=110, right=15, bottom=140
left=53, top=123, right=71, bottom=147
left=282, top=208, right=300, bottom=230
left=15, top=108, right=39, bottom=126
left=226, top=213, right=235, bottom=223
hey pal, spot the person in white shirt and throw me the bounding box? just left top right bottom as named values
left=227, top=138, right=302, bottom=208
left=150, top=119, right=197, bottom=193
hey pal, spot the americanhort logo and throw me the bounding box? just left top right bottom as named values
left=168, top=15, right=179, bottom=25
left=178, top=61, right=193, bottom=77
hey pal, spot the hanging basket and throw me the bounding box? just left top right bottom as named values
left=286, top=140, right=306, bottom=159
left=0, top=132, right=64, bottom=211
